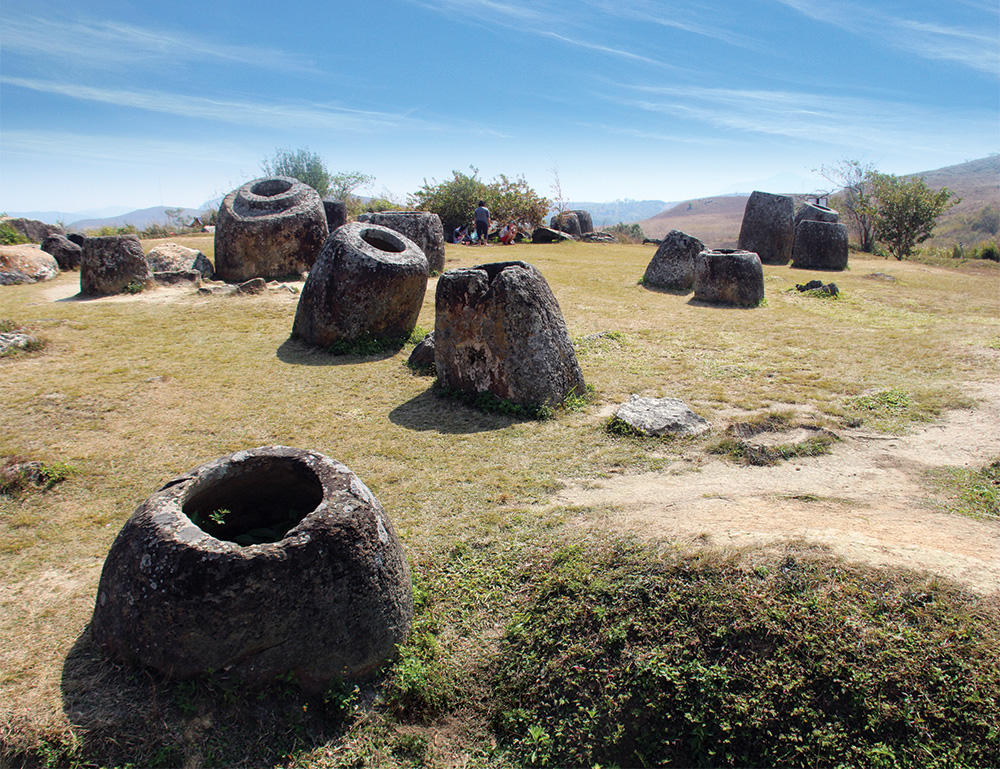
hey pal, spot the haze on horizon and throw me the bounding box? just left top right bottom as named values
left=1, top=0, right=997, bottom=214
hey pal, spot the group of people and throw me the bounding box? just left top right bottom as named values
left=452, top=200, right=518, bottom=245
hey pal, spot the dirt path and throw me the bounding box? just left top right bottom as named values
left=552, top=383, right=1000, bottom=594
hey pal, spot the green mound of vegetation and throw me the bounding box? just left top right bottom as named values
left=491, top=541, right=1000, bottom=768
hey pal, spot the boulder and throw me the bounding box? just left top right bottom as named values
left=66, top=232, right=87, bottom=248
left=356, top=211, right=445, bottom=273
left=614, top=396, right=711, bottom=436
left=642, top=229, right=705, bottom=290
left=0, top=331, right=41, bottom=356
left=237, top=277, right=267, bottom=295
left=581, top=231, right=617, bottom=243
left=738, top=191, right=794, bottom=265
left=693, top=249, right=765, bottom=307
left=323, top=200, right=348, bottom=232
left=80, top=236, right=153, bottom=296
left=791, top=220, right=849, bottom=271
left=1, top=217, right=65, bottom=243
left=214, top=176, right=329, bottom=282
left=567, top=210, right=594, bottom=234
left=794, top=201, right=839, bottom=227
left=41, top=234, right=83, bottom=270
left=146, top=243, right=214, bottom=279
left=0, top=245, right=60, bottom=285
left=549, top=212, right=581, bottom=237
left=435, top=260, right=586, bottom=408
left=90, top=446, right=413, bottom=690
left=407, top=332, right=435, bottom=373
left=152, top=270, right=202, bottom=287
left=293, top=222, right=429, bottom=350
left=532, top=226, right=575, bottom=244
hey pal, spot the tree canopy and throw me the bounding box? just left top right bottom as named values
left=408, top=167, right=550, bottom=236
left=261, top=148, right=333, bottom=197
left=869, top=173, right=958, bottom=260
left=817, top=159, right=878, bottom=253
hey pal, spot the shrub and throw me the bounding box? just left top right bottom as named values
left=975, top=242, right=999, bottom=262
left=491, top=541, right=1000, bottom=768
left=0, top=221, right=30, bottom=245
left=602, top=222, right=645, bottom=243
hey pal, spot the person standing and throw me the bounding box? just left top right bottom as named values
left=474, top=200, right=490, bottom=246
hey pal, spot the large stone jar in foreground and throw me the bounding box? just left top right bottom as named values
left=693, top=249, right=765, bottom=307
left=293, top=222, right=429, bottom=349
left=356, top=211, right=445, bottom=273
left=215, top=176, right=328, bottom=281
left=791, top=220, right=849, bottom=271
left=80, top=235, right=153, bottom=296
left=435, top=260, right=585, bottom=408
left=91, top=446, right=413, bottom=689
left=738, top=190, right=794, bottom=265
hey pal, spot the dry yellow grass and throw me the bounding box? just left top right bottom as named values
left=0, top=240, right=997, bottom=758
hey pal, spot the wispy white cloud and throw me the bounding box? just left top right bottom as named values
left=773, top=0, right=999, bottom=75
left=1, top=76, right=509, bottom=138
left=609, top=82, right=998, bottom=153
left=0, top=15, right=318, bottom=74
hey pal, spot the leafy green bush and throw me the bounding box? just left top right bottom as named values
left=0, top=221, right=30, bottom=245
left=975, top=242, right=999, bottom=262
left=602, top=222, right=645, bottom=243
left=408, top=166, right=550, bottom=235
left=491, top=541, right=1000, bottom=768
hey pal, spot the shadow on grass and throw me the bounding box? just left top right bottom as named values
left=686, top=297, right=763, bottom=309
left=389, top=387, right=522, bottom=434
left=638, top=282, right=693, bottom=296
left=59, top=626, right=351, bottom=768
left=276, top=336, right=404, bottom=366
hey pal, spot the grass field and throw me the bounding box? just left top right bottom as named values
left=1, top=237, right=998, bottom=767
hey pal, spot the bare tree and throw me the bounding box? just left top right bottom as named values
left=816, top=159, right=878, bottom=252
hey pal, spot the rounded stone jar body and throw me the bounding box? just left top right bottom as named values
left=214, top=176, right=329, bottom=281
left=693, top=249, right=765, bottom=307
left=91, top=446, right=413, bottom=689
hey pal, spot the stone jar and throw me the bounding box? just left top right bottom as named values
left=550, top=212, right=582, bottom=237
left=791, top=220, right=849, bottom=271
left=642, top=229, right=705, bottom=290
left=435, top=260, right=585, bottom=408
left=794, top=201, right=840, bottom=227
left=80, top=236, right=153, bottom=296
left=41, top=234, right=83, bottom=270
left=356, top=211, right=445, bottom=273
left=738, top=190, right=794, bottom=265
left=292, top=222, right=429, bottom=350
left=693, top=249, right=765, bottom=307
left=214, top=176, right=328, bottom=281
left=567, top=209, right=594, bottom=234
left=90, top=446, right=413, bottom=690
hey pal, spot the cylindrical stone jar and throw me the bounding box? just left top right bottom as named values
left=791, top=220, right=849, bottom=271
left=693, top=249, right=765, bottom=307
left=738, top=191, right=795, bottom=265
left=90, top=446, right=413, bottom=690
left=292, top=222, right=429, bottom=350
left=214, top=176, right=329, bottom=281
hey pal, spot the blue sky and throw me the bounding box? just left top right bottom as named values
left=1, top=0, right=997, bottom=215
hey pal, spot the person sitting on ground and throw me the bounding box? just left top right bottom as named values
left=499, top=222, right=518, bottom=245
left=453, top=224, right=471, bottom=244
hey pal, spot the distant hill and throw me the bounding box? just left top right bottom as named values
left=550, top=200, right=670, bottom=227
left=68, top=206, right=211, bottom=232
left=635, top=195, right=749, bottom=248
left=632, top=155, right=999, bottom=250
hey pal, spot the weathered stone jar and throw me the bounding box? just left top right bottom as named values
left=356, top=211, right=446, bottom=273
left=214, top=176, right=328, bottom=281
left=292, top=222, right=429, bottom=350
left=435, top=260, right=585, bottom=408
left=738, top=190, right=795, bottom=265
left=642, top=229, right=705, bottom=290
left=791, top=220, right=849, bottom=271
left=80, top=235, right=152, bottom=295
left=693, top=249, right=765, bottom=307
left=91, top=446, right=414, bottom=690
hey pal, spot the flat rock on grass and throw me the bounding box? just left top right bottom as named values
left=615, top=395, right=711, bottom=436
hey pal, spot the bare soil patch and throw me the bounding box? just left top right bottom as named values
left=553, top=381, right=1000, bottom=594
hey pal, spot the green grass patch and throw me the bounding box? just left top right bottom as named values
left=930, top=459, right=1000, bottom=522
left=0, top=456, right=74, bottom=498
left=490, top=539, right=1000, bottom=768
left=707, top=413, right=839, bottom=466
left=846, top=387, right=937, bottom=433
